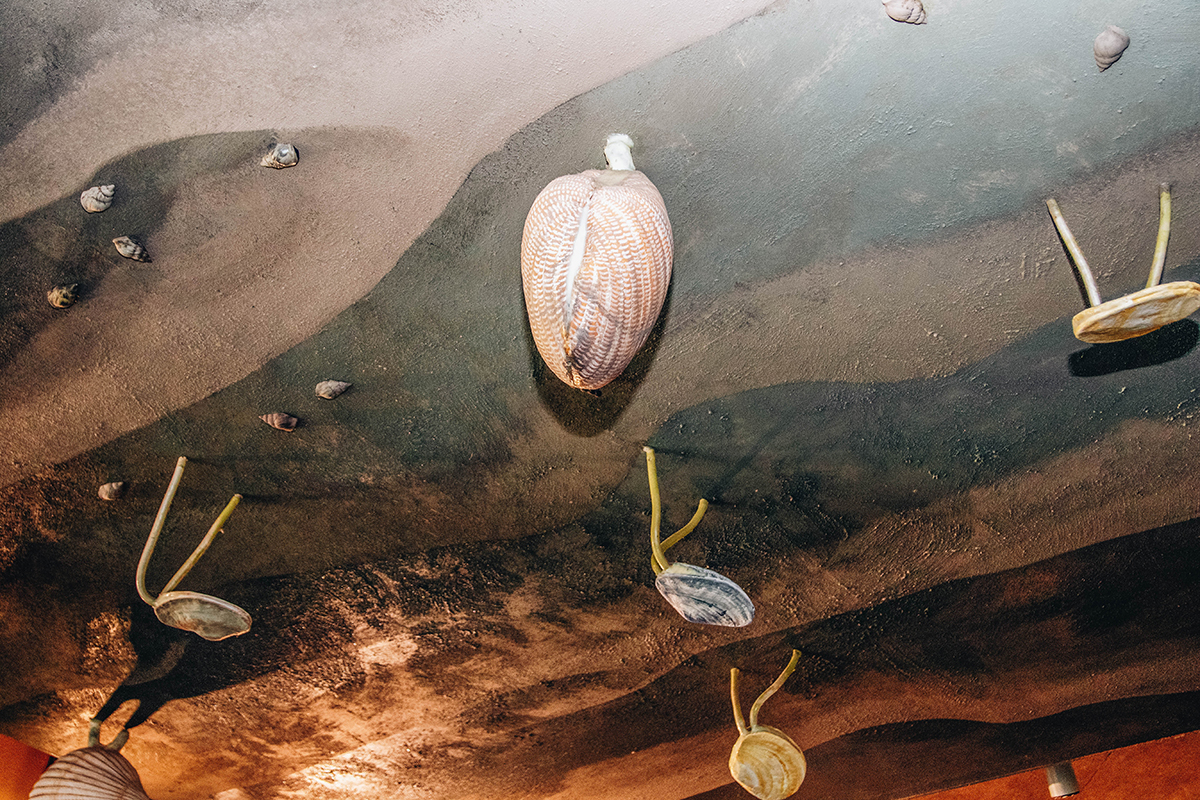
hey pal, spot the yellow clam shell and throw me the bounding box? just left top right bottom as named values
left=729, top=726, right=807, bottom=800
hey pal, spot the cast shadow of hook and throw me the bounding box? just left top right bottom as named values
left=1068, top=319, right=1199, bottom=377
left=529, top=289, right=673, bottom=436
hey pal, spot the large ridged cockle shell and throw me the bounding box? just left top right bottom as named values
left=521, top=134, right=673, bottom=391
left=80, top=185, right=115, bottom=213
left=261, top=412, right=299, bottom=431
left=315, top=380, right=352, bottom=399
left=882, top=0, right=926, bottom=24
left=28, top=746, right=153, bottom=800
left=1094, top=25, right=1130, bottom=71
left=261, top=143, right=298, bottom=169
left=729, top=726, right=807, bottom=800
left=112, top=237, right=150, bottom=262
left=1072, top=282, right=1200, bottom=343
left=655, top=562, right=755, bottom=627
left=48, top=284, right=79, bottom=308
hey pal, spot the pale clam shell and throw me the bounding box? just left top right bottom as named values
left=654, top=562, right=755, bottom=627
left=112, top=236, right=150, bottom=262
left=1094, top=25, right=1130, bottom=71
left=260, top=412, right=299, bottom=431
left=47, top=284, right=79, bottom=308
left=98, top=482, right=126, bottom=501
left=153, top=591, right=252, bottom=641
left=521, top=135, right=673, bottom=391
left=29, top=745, right=152, bottom=800
left=729, top=726, right=807, bottom=800
left=882, top=0, right=926, bottom=24
left=1072, top=281, right=1200, bottom=343
left=315, top=379, right=352, bottom=399
left=80, top=184, right=115, bottom=213
left=261, top=142, right=299, bottom=169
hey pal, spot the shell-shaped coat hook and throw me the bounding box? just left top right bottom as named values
left=112, top=236, right=150, bottom=262
left=80, top=184, right=115, bottom=213
left=882, top=0, right=926, bottom=24
left=47, top=283, right=79, bottom=308
left=30, top=719, right=151, bottom=800
left=98, top=481, right=127, bottom=501
left=643, top=446, right=754, bottom=627
left=1094, top=25, right=1130, bottom=71
left=315, top=380, right=352, bottom=399
left=261, top=142, right=299, bottom=169
left=729, top=650, right=806, bottom=800
left=1046, top=184, right=1200, bottom=343
left=261, top=412, right=299, bottom=431
left=522, top=134, right=673, bottom=391
left=136, top=456, right=251, bottom=641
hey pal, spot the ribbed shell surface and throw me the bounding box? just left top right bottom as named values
left=29, top=746, right=152, bottom=800
left=729, top=727, right=807, bottom=800
left=655, top=562, right=755, bottom=627
left=521, top=168, right=673, bottom=390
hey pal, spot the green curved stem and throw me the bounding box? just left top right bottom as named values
left=659, top=499, right=709, bottom=555
left=748, top=649, right=802, bottom=730
left=1046, top=199, right=1102, bottom=308
left=645, top=446, right=710, bottom=576
left=160, top=493, right=242, bottom=595
left=1146, top=183, right=1172, bottom=289
left=730, top=667, right=748, bottom=735
left=137, top=457, right=189, bottom=605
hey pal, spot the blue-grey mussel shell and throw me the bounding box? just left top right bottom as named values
left=655, top=562, right=755, bottom=627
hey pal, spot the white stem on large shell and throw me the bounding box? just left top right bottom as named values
left=605, top=133, right=636, bottom=171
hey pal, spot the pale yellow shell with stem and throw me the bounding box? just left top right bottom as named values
left=29, top=719, right=151, bottom=800
left=522, top=134, right=673, bottom=391
left=643, top=446, right=754, bottom=627
left=729, top=650, right=806, bottom=800
left=80, top=184, right=115, bottom=213
left=1046, top=184, right=1200, bottom=343
left=1094, top=25, right=1130, bottom=71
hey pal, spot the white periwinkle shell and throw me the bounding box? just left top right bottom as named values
left=261, top=143, right=299, bottom=169
left=98, top=482, right=127, bottom=501
left=80, top=184, right=115, bottom=213
left=315, top=380, right=352, bottom=399
left=1094, top=25, right=1130, bottom=71
left=47, top=284, right=79, bottom=308
left=112, top=236, right=150, bottom=262
left=882, top=0, right=926, bottom=24
left=655, top=563, right=755, bottom=627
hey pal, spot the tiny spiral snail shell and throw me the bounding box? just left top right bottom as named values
left=1093, top=25, right=1130, bottom=71
left=80, top=184, right=115, bottom=213
left=261, top=412, right=300, bottom=431
left=882, top=0, right=926, bottom=25
left=315, top=380, right=352, bottom=399
left=729, top=650, right=806, bottom=800
left=112, top=236, right=150, bottom=262
left=644, top=446, right=755, bottom=627
left=261, top=142, right=299, bottom=169
left=522, top=134, right=673, bottom=391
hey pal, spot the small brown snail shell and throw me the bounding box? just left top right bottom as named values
left=112, top=236, right=150, bottom=262
left=80, top=184, right=115, bottom=213
left=47, top=284, right=79, bottom=308
left=315, top=380, right=352, bottom=399
left=882, top=0, right=926, bottom=25
left=98, top=481, right=127, bottom=501
left=522, top=134, right=673, bottom=391
left=1094, top=25, right=1130, bottom=71
left=729, top=650, right=806, bottom=800
left=261, top=412, right=299, bottom=431
left=261, top=143, right=298, bottom=169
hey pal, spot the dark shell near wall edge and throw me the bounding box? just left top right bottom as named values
left=112, top=236, right=151, bottom=262
left=261, top=143, right=299, bottom=169
left=655, top=562, right=755, bottom=627
left=261, top=412, right=300, bottom=431
left=47, top=284, right=79, bottom=308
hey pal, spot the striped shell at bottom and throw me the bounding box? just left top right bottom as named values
left=729, top=726, right=807, bottom=800
left=655, top=562, right=755, bottom=627
left=521, top=165, right=673, bottom=390
left=29, top=746, right=152, bottom=800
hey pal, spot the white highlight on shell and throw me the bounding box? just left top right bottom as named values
left=1094, top=25, right=1130, bottom=71
left=882, top=0, right=926, bottom=25
left=112, top=236, right=150, bottom=262
left=261, top=142, right=299, bottom=168
left=98, top=481, right=126, bottom=501
left=80, top=184, right=115, bottom=213
left=315, top=380, right=352, bottom=399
